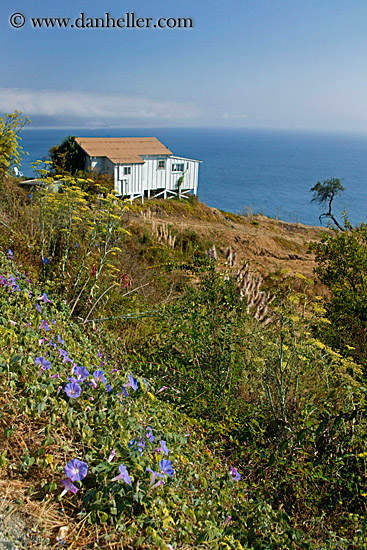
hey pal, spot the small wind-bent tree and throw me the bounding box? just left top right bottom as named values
left=310, top=178, right=345, bottom=230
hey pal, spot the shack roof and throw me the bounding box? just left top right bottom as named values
left=75, top=137, right=172, bottom=164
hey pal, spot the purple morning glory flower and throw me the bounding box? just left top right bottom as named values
left=58, top=348, right=72, bottom=363
left=112, top=464, right=132, bottom=484
left=73, top=366, right=90, bottom=381
left=7, top=249, right=14, bottom=259
left=159, top=459, right=174, bottom=477
left=119, top=386, right=129, bottom=398
left=34, top=356, right=51, bottom=371
left=105, top=384, right=113, bottom=393
left=146, top=459, right=174, bottom=483
left=64, top=382, right=82, bottom=399
left=64, top=458, right=88, bottom=481
left=230, top=467, right=241, bottom=482
left=8, top=275, right=20, bottom=292
left=43, top=258, right=50, bottom=264
left=108, top=450, right=116, bottom=462
left=151, top=478, right=166, bottom=489
left=61, top=478, right=78, bottom=495
left=158, top=440, right=169, bottom=456
left=146, top=426, right=155, bottom=444
left=40, top=319, right=51, bottom=331
left=93, top=370, right=107, bottom=385
left=146, top=467, right=160, bottom=484
left=128, top=375, right=138, bottom=391
left=39, top=292, right=52, bottom=303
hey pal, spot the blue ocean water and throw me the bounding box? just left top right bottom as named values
left=19, top=127, right=367, bottom=226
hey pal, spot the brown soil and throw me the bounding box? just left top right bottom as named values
left=127, top=200, right=328, bottom=281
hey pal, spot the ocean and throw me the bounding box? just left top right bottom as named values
left=19, top=127, right=367, bottom=227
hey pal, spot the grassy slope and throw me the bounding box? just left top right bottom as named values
left=2, top=188, right=363, bottom=549
left=0, top=251, right=308, bottom=549
left=127, top=197, right=328, bottom=280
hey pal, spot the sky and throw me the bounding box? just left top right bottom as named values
left=1, top=0, right=367, bottom=131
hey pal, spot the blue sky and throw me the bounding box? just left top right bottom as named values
left=1, top=0, right=367, bottom=131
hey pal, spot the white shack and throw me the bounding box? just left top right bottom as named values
left=75, top=137, right=201, bottom=202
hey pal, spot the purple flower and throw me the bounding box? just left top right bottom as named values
left=58, top=348, right=72, bottom=364
left=158, top=386, right=168, bottom=393
left=39, top=292, right=52, bottom=303
left=146, top=426, right=155, bottom=444
left=157, top=440, right=169, bottom=456
left=64, top=382, right=82, bottom=399
left=8, top=275, right=20, bottom=292
left=97, top=349, right=102, bottom=358
left=93, top=369, right=107, bottom=385
left=34, top=356, right=51, bottom=371
left=64, top=459, right=88, bottom=481
left=75, top=242, right=80, bottom=248
left=151, top=478, right=166, bottom=489
left=7, top=249, right=14, bottom=259
left=230, top=467, right=241, bottom=482
left=112, top=464, right=132, bottom=485
left=128, top=375, right=138, bottom=391
left=57, top=335, right=65, bottom=345
left=119, top=386, right=129, bottom=398
left=146, top=467, right=160, bottom=484
left=108, top=450, right=116, bottom=462
left=105, top=384, right=113, bottom=393
left=43, top=258, right=50, bottom=264
left=40, top=319, right=51, bottom=331
left=146, top=459, right=174, bottom=483
left=159, top=459, right=174, bottom=477
left=73, top=366, right=90, bottom=382
left=61, top=478, right=78, bottom=495
left=28, top=193, right=32, bottom=199
left=35, top=303, right=42, bottom=313
left=129, top=439, right=145, bottom=456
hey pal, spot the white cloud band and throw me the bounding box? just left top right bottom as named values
left=0, top=87, right=199, bottom=121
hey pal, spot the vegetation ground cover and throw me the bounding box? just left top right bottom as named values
left=0, top=120, right=367, bottom=548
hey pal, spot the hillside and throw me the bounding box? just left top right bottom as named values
left=0, top=179, right=366, bottom=550
left=127, top=199, right=326, bottom=278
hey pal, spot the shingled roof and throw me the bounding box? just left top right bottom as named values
left=75, top=137, right=173, bottom=164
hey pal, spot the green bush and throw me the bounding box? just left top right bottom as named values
left=309, top=218, right=367, bottom=365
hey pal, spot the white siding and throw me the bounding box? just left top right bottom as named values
left=114, top=155, right=200, bottom=198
